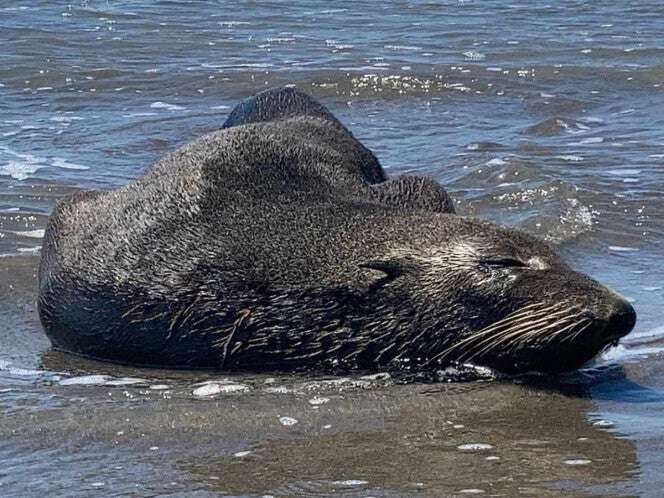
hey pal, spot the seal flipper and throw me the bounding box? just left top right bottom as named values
left=222, top=86, right=343, bottom=129
left=222, top=87, right=387, bottom=185
left=369, top=176, right=456, bottom=214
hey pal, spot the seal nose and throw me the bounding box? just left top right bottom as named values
left=605, top=296, right=636, bottom=339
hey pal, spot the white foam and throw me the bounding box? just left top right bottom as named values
left=17, top=247, right=41, bottom=254
left=333, top=480, right=368, bottom=486
left=1, top=146, right=87, bottom=179
left=564, top=459, right=592, bottom=465
left=592, top=419, right=614, bottom=428
left=234, top=62, right=274, bottom=68
left=106, top=378, right=146, bottom=386
left=193, top=382, right=249, bottom=396
left=463, top=51, right=485, bottom=60
left=608, top=246, right=639, bottom=252
left=50, top=115, right=84, bottom=123
left=279, top=416, right=298, bottom=426
left=0, top=159, right=43, bottom=180
left=123, top=112, right=157, bottom=118
left=59, top=375, right=113, bottom=386
left=359, top=372, right=391, bottom=381
left=607, top=168, right=641, bottom=176
left=384, top=44, right=422, bottom=51
left=150, top=101, right=185, bottom=111
left=14, top=229, right=45, bottom=239
left=577, top=136, right=604, bottom=144
left=218, top=21, right=251, bottom=26
left=0, top=360, right=43, bottom=377
left=308, top=396, right=330, bottom=406
left=457, top=443, right=494, bottom=451
left=52, top=158, right=89, bottom=170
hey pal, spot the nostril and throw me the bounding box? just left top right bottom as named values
left=606, top=298, right=637, bottom=338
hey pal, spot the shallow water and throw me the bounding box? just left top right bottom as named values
left=2, top=1, right=664, bottom=496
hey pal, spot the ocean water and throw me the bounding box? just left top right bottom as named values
left=1, top=1, right=664, bottom=496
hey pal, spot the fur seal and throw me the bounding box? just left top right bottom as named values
left=38, top=87, right=635, bottom=374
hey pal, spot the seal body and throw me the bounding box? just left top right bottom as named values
left=38, top=88, right=635, bottom=374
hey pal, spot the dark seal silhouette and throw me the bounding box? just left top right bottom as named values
left=38, top=87, right=635, bottom=374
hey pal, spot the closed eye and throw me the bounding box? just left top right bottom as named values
left=481, top=257, right=528, bottom=269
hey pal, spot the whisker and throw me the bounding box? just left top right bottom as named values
left=428, top=301, right=566, bottom=364
left=459, top=308, right=585, bottom=362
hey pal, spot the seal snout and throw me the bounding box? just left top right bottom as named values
left=603, top=295, right=636, bottom=341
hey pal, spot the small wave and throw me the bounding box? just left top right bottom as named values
left=332, top=480, right=368, bottom=486
left=325, top=40, right=354, bottom=50
left=0, top=160, right=43, bottom=180
left=58, top=375, right=149, bottom=386
left=52, top=158, right=89, bottom=170
left=606, top=168, right=642, bottom=177
left=608, top=245, right=639, bottom=252
left=1, top=145, right=89, bottom=179
left=571, top=136, right=604, bottom=145
left=150, top=101, right=185, bottom=111
left=463, top=51, right=485, bottom=61
left=486, top=158, right=507, bottom=167
left=523, top=117, right=590, bottom=136
left=466, top=142, right=505, bottom=152
left=193, top=380, right=250, bottom=396
left=233, top=62, right=274, bottom=68
left=218, top=21, right=250, bottom=26
left=266, top=37, right=295, bottom=43
left=50, top=115, right=84, bottom=123
left=17, top=247, right=41, bottom=254
left=13, top=229, right=45, bottom=239
left=0, top=360, right=44, bottom=377
left=384, top=44, right=422, bottom=51
left=456, top=155, right=595, bottom=243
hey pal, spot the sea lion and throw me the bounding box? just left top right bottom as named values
left=37, top=87, right=635, bottom=374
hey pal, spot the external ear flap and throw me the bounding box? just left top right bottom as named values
left=359, top=259, right=406, bottom=279
left=358, top=259, right=405, bottom=292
